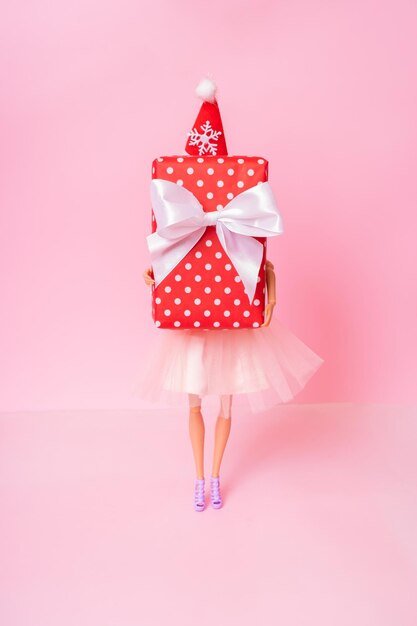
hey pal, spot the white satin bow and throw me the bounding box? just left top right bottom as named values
left=147, top=179, right=284, bottom=304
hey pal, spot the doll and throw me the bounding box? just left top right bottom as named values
left=132, top=79, right=324, bottom=512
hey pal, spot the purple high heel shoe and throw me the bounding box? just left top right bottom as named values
left=194, top=478, right=205, bottom=512
left=210, top=476, right=223, bottom=509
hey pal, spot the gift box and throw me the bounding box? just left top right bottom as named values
left=147, top=79, right=283, bottom=330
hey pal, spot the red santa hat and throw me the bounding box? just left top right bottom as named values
left=185, top=77, right=228, bottom=157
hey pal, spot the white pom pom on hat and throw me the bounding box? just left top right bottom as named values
left=195, top=77, right=217, bottom=103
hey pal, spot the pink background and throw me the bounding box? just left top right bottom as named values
left=1, top=5, right=417, bottom=625
left=1, top=0, right=416, bottom=411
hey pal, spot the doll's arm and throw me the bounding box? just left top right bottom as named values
left=261, top=259, right=276, bottom=327
left=143, top=267, right=155, bottom=286
left=265, top=260, right=276, bottom=304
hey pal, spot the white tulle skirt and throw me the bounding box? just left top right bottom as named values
left=131, top=318, right=324, bottom=414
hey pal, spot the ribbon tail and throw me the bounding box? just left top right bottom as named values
left=147, top=228, right=206, bottom=287
left=216, top=224, right=264, bottom=304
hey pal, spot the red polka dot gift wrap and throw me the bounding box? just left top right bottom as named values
left=149, top=155, right=271, bottom=331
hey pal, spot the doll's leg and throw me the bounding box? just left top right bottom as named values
left=211, top=394, right=233, bottom=478
left=188, top=394, right=205, bottom=480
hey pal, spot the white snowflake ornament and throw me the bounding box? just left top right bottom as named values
left=187, top=120, right=223, bottom=156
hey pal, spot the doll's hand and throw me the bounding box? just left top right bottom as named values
left=261, top=300, right=276, bottom=327
left=143, top=267, right=155, bottom=286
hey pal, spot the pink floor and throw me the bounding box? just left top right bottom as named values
left=1, top=403, right=416, bottom=626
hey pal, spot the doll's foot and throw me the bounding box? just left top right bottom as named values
left=210, top=475, right=223, bottom=509
left=194, top=478, right=205, bottom=512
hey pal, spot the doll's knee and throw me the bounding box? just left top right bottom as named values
left=188, top=393, right=202, bottom=412
left=219, top=394, right=232, bottom=419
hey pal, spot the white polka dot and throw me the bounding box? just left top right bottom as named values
left=257, top=159, right=264, bottom=164
left=166, top=166, right=174, bottom=174
left=187, top=167, right=194, bottom=174
left=215, top=251, right=222, bottom=259
left=174, top=297, right=181, bottom=304
left=234, top=276, right=241, bottom=283
left=205, top=263, right=212, bottom=270
left=152, top=167, right=155, bottom=174
left=194, top=298, right=201, bottom=305
left=184, top=286, right=192, bottom=293
left=164, top=309, right=171, bottom=316
left=197, top=180, right=204, bottom=187
left=257, top=276, right=261, bottom=282
left=237, top=158, right=244, bottom=164
left=227, top=192, right=234, bottom=200
left=176, top=179, right=183, bottom=186
left=204, top=310, right=211, bottom=317
left=197, top=157, right=204, bottom=163
left=217, top=158, right=224, bottom=163
left=247, top=169, right=255, bottom=176
left=195, top=251, right=202, bottom=258
left=254, top=298, right=260, bottom=306
left=185, top=263, right=192, bottom=270
left=155, top=297, right=161, bottom=304
left=207, top=168, right=214, bottom=175
left=234, top=299, right=241, bottom=305
left=194, top=275, right=202, bottom=282
left=184, top=310, right=191, bottom=316
left=225, top=263, right=232, bottom=271
left=177, top=157, right=184, bottom=162
left=216, top=204, right=223, bottom=210
left=257, top=181, right=263, bottom=186
left=155, top=320, right=161, bottom=327
left=243, top=310, right=250, bottom=317
left=214, top=275, right=222, bottom=282
left=204, top=286, right=211, bottom=293
left=224, top=310, right=231, bottom=317
left=233, top=322, right=240, bottom=327
left=157, top=157, right=164, bottom=162
left=174, top=274, right=182, bottom=281
left=164, top=285, right=172, bottom=292
left=214, top=298, right=221, bottom=305
left=207, top=192, right=214, bottom=199
left=174, top=321, right=181, bottom=327
left=253, top=322, right=260, bottom=327
left=227, top=168, right=235, bottom=176
left=237, top=181, right=244, bottom=188
left=213, top=321, right=220, bottom=327
left=224, top=287, right=231, bottom=294
left=217, top=180, right=224, bottom=187
left=205, top=240, right=213, bottom=247
left=194, top=321, right=200, bottom=327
